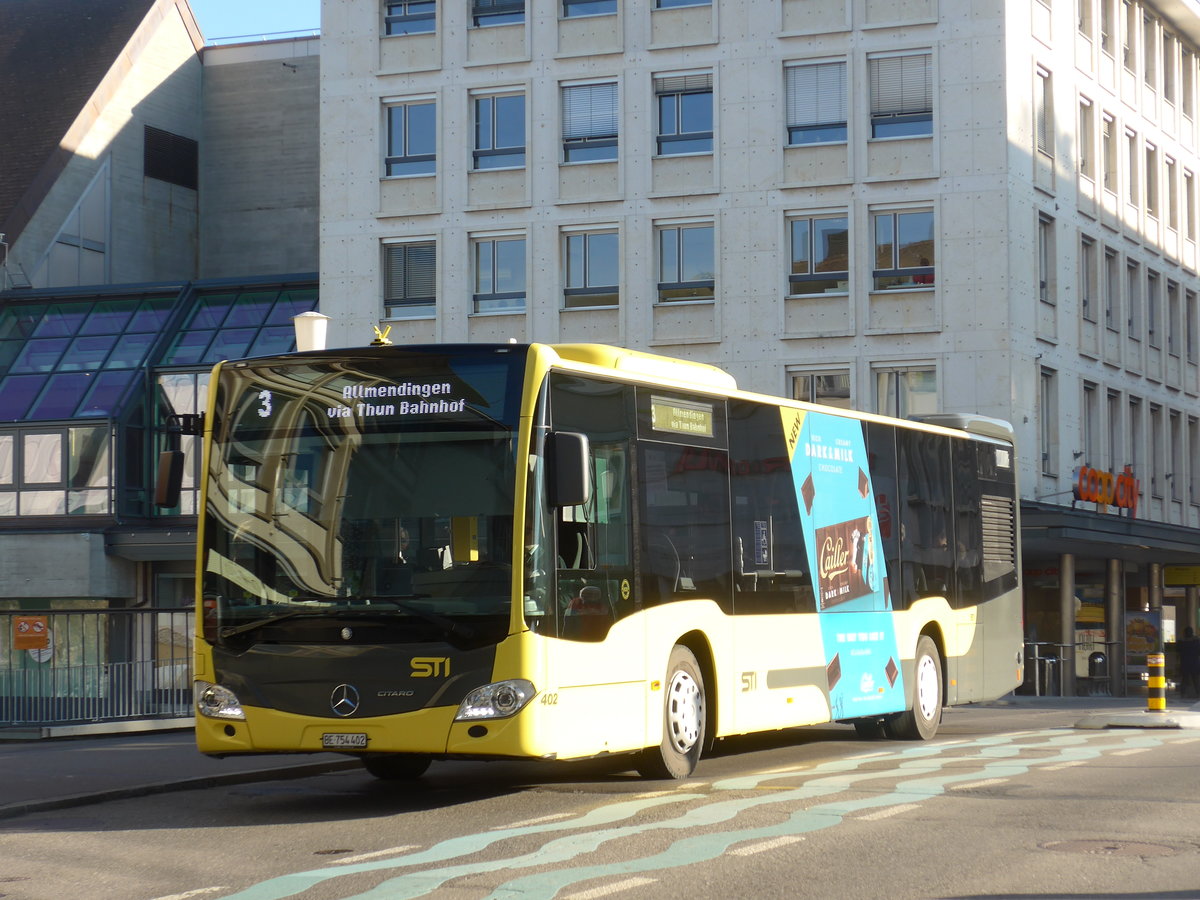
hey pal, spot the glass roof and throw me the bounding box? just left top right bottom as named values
left=0, top=280, right=317, bottom=422
left=161, top=287, right=318, bottom=366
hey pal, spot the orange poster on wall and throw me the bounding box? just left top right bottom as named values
left=12, top=616, right=49, bottom=651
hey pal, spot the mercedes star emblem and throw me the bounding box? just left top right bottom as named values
left=330, top=683, right=360, bottom=717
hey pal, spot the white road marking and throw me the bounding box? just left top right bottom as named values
left=857, top=803, right=921, bottom=821
left=147, top=888, right=228, bottom=900
left=950, top=777, right=1009, bottom=791
left=564, top=877, right=658, bottom=899
left=729, top=835, right=806, bottom=856
left=331, top=846, right=419, bottom=865
left=496, top=813, right=575, bottom=829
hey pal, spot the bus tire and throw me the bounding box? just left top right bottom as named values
left=637, top=645, right=705, bottom=779
left=362, top=754, right=432, bottom=780
left=888, top=635, right=942, bottom=740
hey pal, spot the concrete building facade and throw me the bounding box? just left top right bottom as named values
left=318, top=0, right=1200, bottom=691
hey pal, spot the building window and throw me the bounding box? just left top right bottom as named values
left=385, top=0, right=435, bottom=34
left=1101, top=112, right=1116, bottom=192
left=657, top=222, right=714, bottom=303
left=1183, top=49, right=1196, bottom=122
left=1170, top=410, right=1183, bottom=501
left=472, top=0, right=524, bottom=26
left=1145, top=142, right=1160, bottom=219
left=563, top=229, right=619, bottom=308
left=1147, top=269, right=1160, bottom=348
left=562, top=82, right=618, bottom=162
left=143, top=126, right=198, bottom=191
left=472, top=235, right=526, bottom=313
left=1166, top=156, right=1179, bottom=230
left=1186, top=289, right=1198, bottom=363
left=1082, top=381, right=1099, bottom=465
left=1078, top=98, right=1094, bottom=179
left=1164, top=32, right=1177, bottom=104
left=1189, top=416, right=1200, bottom=505
left=868, top=53, right=933, bottom=138
left=385, top=101, right=436, bottom=176
left=1101, top=0, right=1116, bottom=56
left=1143, top=15, right=1157, bottom=89
left=0, top=425, right=112, bottom=517
left=1040, top=368, right=1058, bottom=476
left=383, top=241, right=435, bottom=317
left=1168, top=280, right=1181, bottom=357
left=1185, top=169, right=1197, bottom=240
left=1126, top=129, right=1139, bottom=206
left=792, top=370, right=852, bottom=409
left=1127, top=260, right=1141, bottom=338
left=874, top=366, right=936, bottom=418
left=1122, top=0, right=1137, bottom=72
left=563, top=0, right=616, bottom=16
left=1104, top=245, right=1119, bottom=330
left=473, top=92, right=525, bottom=170
left=1078, top=0, right=1093, bottom=37
left=1149, top=403, right=1163, bottom=497
left=655, top=73, right=713, bottom=155
left=789, top=214, right=848, bottom=295
left=656, top=0, right=710, bottom=6
left=1037, top=214, right=1055, bottom=305
left=785, top=61, right=847, bottom=145
left=1128, top=397, right=1143, bottom=490
left=1080, top=235, right=1096, bottom=321
left=1107, top=390, right=1122, bottom=471
left=872, top=209, right=934, bottom=290
left=1035, top=67, right=1053, bottom=158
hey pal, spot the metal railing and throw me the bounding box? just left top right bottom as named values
left=1, top=608, right=193, bottom=727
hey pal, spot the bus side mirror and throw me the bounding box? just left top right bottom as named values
left=548, top=432, right=592, bottom=508
left=155, top=450, right=185, bottom=509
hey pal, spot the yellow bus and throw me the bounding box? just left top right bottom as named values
left=187, top=342, right=1023, bottom=779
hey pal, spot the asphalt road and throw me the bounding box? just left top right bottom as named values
left=1, top=700, right=1199, bottom=900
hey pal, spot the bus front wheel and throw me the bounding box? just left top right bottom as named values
left=888, top=635, right=942, bottom=740
left=362, top=754, right=432, bottom=780
left=637, top=645, right=705, bottom=779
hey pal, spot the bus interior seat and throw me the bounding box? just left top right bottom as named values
left=557, top=522, right=592, bottom=569
left=644, top=530, right=681, bottom=601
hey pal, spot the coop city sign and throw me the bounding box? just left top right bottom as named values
left=1073, top=464, right=1140, bottom=517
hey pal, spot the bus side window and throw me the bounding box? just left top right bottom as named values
left=898, top=431, right=956, bottom=602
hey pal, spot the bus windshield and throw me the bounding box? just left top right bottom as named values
left=200, top=348, right=526, bottom=645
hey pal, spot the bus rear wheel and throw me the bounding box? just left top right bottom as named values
left=888, top=635, right=942, bottom=740
left=362, top=754, right=432, bottom=780
left=637, top=645, right=705, bottom=779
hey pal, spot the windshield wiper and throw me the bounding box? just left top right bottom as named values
left=352, top=598, right=477, bottom=640
left=217, top=599, right=476, bottom=642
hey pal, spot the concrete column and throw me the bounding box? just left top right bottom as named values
left=1149, top=562, right=1163, bottom=651
left=1106, top=558, right=1124, bottom=696
left=1184, top=586, right=1199, bottom=636
left=1059, top=552, right=1076, bottom=697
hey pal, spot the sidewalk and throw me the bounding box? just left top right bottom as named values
left=0, top=728, right=359, bottom=820
left=2, top=694, right=1198, bottom=821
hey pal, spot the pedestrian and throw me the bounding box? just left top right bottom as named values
left=1179, top=627, right=1200, bottom=700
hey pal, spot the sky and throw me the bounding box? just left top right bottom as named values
left=188, top=0, right=320, bottom=43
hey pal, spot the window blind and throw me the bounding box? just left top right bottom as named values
left=562, top=83, right=619, bottom=139
left=384, top=243, right=435, bottom=302
left=653, top=73, right=713, bottom=95
left=786, top=62, right=846, bottom=127
left=869, top=54, right=932, bottom=116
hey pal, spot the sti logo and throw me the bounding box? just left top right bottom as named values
left=411, top=657, right=451, bottom=678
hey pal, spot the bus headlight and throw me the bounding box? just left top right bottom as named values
left=455, top=679, right=536, bottom=720
left=195, top=682, right=246, bottom=721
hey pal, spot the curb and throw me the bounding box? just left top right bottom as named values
left=0, top=758, right=362, bottom=821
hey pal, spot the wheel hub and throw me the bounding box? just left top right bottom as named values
left=666, top=670, right=702, bottom=752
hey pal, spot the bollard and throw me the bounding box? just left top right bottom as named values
left=1147, top=652, right=1166, bottom=712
